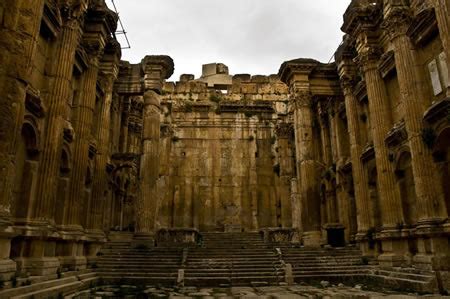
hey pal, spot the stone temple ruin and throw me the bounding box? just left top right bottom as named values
left=0, top=0, right=450, bottom=297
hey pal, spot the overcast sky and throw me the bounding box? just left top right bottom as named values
left=110, top=0, right=351, bottom=80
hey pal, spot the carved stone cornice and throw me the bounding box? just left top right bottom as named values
left=278, top=58, right=319, bottom=85
left=354, top=80, right=368, bottom=102
left=25, top=88, right=46, bottom=118
left=341, top=0, right=382, bottom=36
left=423, top=97, right=450, bottom=124
left=385, top=120, right=408, bottom=148
left=378, top=50, right=396, bottom=78
left=361, top=143, right=375, bottom=162
left=141, top=55, right=175, bottom=93
left=74, top=46, right=89, bottom=74
left=406, top=8, right=438, bottom=46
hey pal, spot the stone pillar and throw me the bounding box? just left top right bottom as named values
left=433, top=0, right=450, bottom=96
left=134, top=56, right=174, bottom=246
left=88, top=42, right=121, bottom=234
left=341, top=75, right=370, bottom=248
left=383, top=3, right=447, bottom=224
left=337, top=60, right=373, bottom=253
left=355, top=38, right=407, bottom=266
left=33, top=5, right=86, bottom=225
left=292, top=90, right=321, bottom=246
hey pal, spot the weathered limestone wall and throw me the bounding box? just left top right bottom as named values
left=157, top=73, right=293, bottom=232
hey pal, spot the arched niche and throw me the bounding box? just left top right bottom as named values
left=12, top=121, right=40, bottom=220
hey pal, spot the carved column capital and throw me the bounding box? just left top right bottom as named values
left=289, top=91, right=312, bottom=109
left=60, top=0, right=89, bottom=27
left=382, top=6, right=413, bottom=40
left=354, top=45, right=382, bottom=72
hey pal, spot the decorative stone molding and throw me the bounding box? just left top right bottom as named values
left=353, top=81, right=368, bottom=102
left=423, top=98, right=450, bottom=124
left=406, top=8, right=438, bottom=46
left=385, top=121, right=408, bottom=148
left=361, top=143, right=375, bottom=162
left=378, top=51, right=396, bottom=78
left=25, top=91, right=45, bottom=118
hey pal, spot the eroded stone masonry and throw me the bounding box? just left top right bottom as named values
left=0, top=0, right=450, bottom=297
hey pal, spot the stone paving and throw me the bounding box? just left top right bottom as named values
left=73, top=284, right=450, bottom=298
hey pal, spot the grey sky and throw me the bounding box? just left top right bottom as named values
left=110, top=0, right=352, bottom=80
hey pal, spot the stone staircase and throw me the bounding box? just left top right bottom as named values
left=184, top=232, right=284, bottom=286
left=280, top=246, right=371, bottom=283
left=95, top=240, right=183, bottom=285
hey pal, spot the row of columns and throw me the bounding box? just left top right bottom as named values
left=337, top=0, right=450, bottom=268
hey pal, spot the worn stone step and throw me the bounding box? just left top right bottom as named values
left=0, top=276, right=79, bottom=298
left=11, top=281, right=83, bottom=299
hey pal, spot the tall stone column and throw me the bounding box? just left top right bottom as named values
left=34, top=4, right=87, bottom=225
left=433, top=0, right=450, bottom=96
left=383, top=2, right=450, bottom=274
left=342, top=80, right=372, bottom=232
left=355, top=38, right=407, bottom=266
left=0, top=0, right=45, bottom=281
left=279, top=59, right=322, bottom=246
left=337, top=56, right=372, bottom=252
left=88, top=41, right=121, bottom=234
left=292, top=90, right=322, bottom=246
left=134, top=56, right=174, bottom=246
left=383, top=3, right=447, bottom=223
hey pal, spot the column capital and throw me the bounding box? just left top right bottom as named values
left=289, top=90, right=312, bottom=109
left=60, top=0, right=89, bottom=27
left=354, top=45, right=383, bottom=72
left=382, top=5, right=412, bottom=40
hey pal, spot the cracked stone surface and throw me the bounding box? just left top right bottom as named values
left=73, top=284, right=450, bottom=298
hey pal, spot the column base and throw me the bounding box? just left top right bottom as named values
left=0, top=259, right=17, bottom=281
left=378, top=238, right=410, bottom=268
left=302, top=230, right=322, bottom=247
left=14, top=257, right=60, bottom=276
left=59, top=256, right=87, bottom=271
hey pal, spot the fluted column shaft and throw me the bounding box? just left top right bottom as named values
left=88, top=73, right=116, bottom=231
left=342, top=83, right=371, bottom=233
left=292, top=91, right=321, bottom=244
left=65, top=57, right=100, bottom=228
left=359, top=57, right=404, bottom=228
left=434, top=0, right=450, bottom=96
left=136, top=91, right=161, bottom=234
left=384, top=9, right=448, bottom=223
left=34, top=19, right=82, bottom=222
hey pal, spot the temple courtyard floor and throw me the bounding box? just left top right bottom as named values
left=71, top=284, right=450, bottom=298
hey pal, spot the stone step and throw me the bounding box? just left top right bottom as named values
left=0, top=276, right=79, bottom=298
left=96, top=271, right=178, bottom=277
left=10, top=281, right=83, bottom=299
left=373, top=269, right=435, bottom=281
